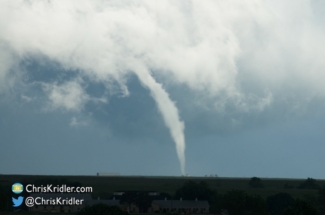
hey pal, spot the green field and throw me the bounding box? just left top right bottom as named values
left=1, top=174, right=325, bottom=200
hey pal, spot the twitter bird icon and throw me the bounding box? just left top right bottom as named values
left=12, top=196, right=24, bottom=207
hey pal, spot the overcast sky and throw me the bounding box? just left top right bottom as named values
left=1, top=0, right=325, bottom=178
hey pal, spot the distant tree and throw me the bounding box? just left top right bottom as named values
left=222, top=190, right=247, bottom=215
left=284, top=183, right=295, bottom=189
left=317, top=186, right=325, bottom=214
left=221, top=190, right=269, bottom=215
left=78, top=204, right=128, bottom=215
left=134, top=192, right=152, bottom=213
left=119, top=191, right=154, bottom=212
left=266, top=193, right=294, bottom=215
left=209, top=193, right=223, bottom=214
left=298, top=178, right=320, bottom=189
left=282, top=199, right=318, bottom=215
left=119, top=191, right=138, bottom=206
left=249, top=177, right=264, bottom=188
left=174, top=181, right=217, bottom=203
left=303, top=193, right=319, bottom=212
left=245, top=194, right=269, bottom=215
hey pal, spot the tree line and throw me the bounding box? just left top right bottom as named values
left=78, top=178, right=325, bottom=215
left=1, top=177, right=325, bottom=214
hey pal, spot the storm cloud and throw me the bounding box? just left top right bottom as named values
left=1, top=0, right=325, bottom=176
